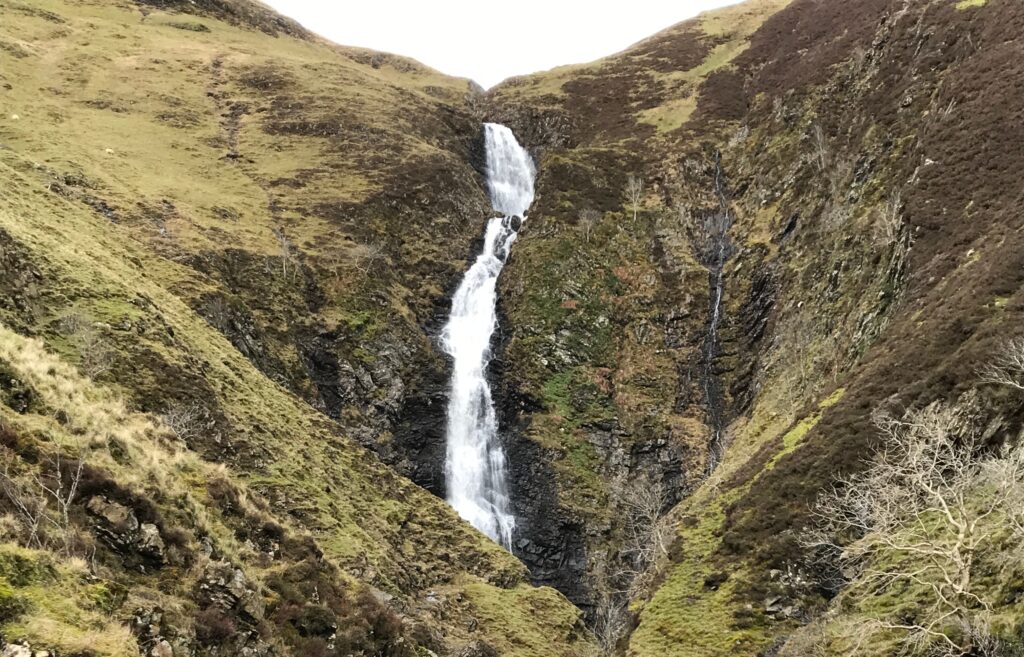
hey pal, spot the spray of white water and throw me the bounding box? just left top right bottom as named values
left=442, top=123, right=535, bottom=548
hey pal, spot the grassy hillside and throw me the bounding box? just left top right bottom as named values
left=1, top=0, right=497, bottom=486
left=0, top=1, right=595, bottom=655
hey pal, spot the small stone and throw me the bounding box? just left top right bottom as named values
left=2, top=644, right=31, bottom=657
left=9, top=114, right=19, bottom=120
left=137, top=523, right=165, bottom=560
left=104, top=148, right=115, bottom=154
left=150, top=640, right=173, bottom=657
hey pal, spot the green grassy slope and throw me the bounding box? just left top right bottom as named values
left=1, top=0, right=493, bottom=471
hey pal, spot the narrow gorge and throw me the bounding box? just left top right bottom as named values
left=2, top=0, right=1024, bottom=656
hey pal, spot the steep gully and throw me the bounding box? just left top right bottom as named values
left=700, top=153, right=734, bottom=473
left=440, top=128, right=734, bottom=613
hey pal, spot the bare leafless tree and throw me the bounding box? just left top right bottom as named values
left=615, top=474, right=671, bottom=598
left=272, top=227, right=295, bottom=280
left=807, top=403, right=1024, bottom=654
left=579, top=209, right=601, bottom=244
left=874, top=189, right=905, bottom=246
left=353, top=242, right=385, bottom=274
left=36, top=450, right=84, bottom=557
left=1, top=444, right=86, bottom=557
left=73, top=324, right=114, bottom=379
left=161, top=403, right=206, bottom=442
left=321, top=247, right=347, bottom=282
left=980, top=337, right=1024, bottom=391
left=0, top=456, right=47, bottom=549
left=57, top=313, right=114, bottom=378
left=813, top=124, right=828, bottom=171
left=590, top=555, right=630, bottom=657
left=593, top=593, right=628, bottom=655
left=626, top=175, right=644, bottom=223
left=590, top=476, right=673, bottom=654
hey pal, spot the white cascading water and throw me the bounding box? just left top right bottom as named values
left=442, top=123, right=535, bottom=549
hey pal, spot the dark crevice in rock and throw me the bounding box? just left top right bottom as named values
left=697, top=152, right=736, bottom=473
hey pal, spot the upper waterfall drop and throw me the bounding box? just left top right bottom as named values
left=484, top=123, right=536, bottom=218
left=441, top=124, right=535, bottom=549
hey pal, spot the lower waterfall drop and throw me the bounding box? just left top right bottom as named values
left=442, top=123, right=535, bottom=548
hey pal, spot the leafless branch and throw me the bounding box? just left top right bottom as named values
left=626, top=175, right=644, bottom=223
left=807, top=402, right=1024, bottom=654
left=979, top=337, right=1024, bottom=391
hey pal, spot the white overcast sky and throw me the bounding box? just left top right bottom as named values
left=262, top=1, right=738, bottom=89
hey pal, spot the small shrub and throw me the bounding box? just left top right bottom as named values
left=206, top=476, right=242, bottom=515
left=0, top=581, right=30, bottom=622
left=194, top=607, right=237, bottom=645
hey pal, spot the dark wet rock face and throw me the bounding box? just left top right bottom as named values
left=505, top=427, right=591, bottom=607
left=0, top=229, right=47, bottom=334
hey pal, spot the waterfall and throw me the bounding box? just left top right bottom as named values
left=701, top=152, right=733, bottom=473
left=442, top=123, right=535, bottom=548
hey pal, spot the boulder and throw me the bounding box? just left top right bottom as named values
left=150, top=641, right=173, bottom=657
left=1, top=643, right=31, bottom=657
left=137, top=523, right=165, bottom=560
left=86, top=497, right=167, bottom=564
left=86, top=496, right=139, bottom=535
left=455, top=641, right=499, bottom=657
left=198, top=561, right=265, bottom=622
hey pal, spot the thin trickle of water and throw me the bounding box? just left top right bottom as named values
left=442, top=123, right=535, bottom=548
left=702, top=153, right=733, bottom=473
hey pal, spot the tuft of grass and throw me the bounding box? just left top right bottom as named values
left=0, top=544, right=136, bottom=657
left=454, top=575, right=596, bottom=657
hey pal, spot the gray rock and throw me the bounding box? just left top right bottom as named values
left=86, top=496, right=139, bottom=535
left=199, top=561, right=264, bottom=622
left=150, top=640, right=173, bottom=657
left=455, top=641, right=500, bottom=657
left=137, top=523, right=165, bottom=560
